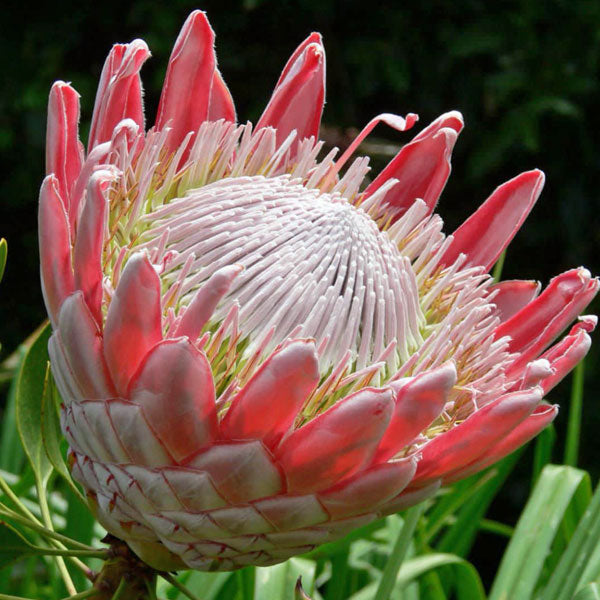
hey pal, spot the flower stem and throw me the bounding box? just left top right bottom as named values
left=160, top=573, right=201, bottom=600
left=0, top=505, right=96, bottom=550
left=26, top=546, right=109, bottom=559
left=62, top=589, right=100, bottom=600
left=90, top=536, right=159, bottom=600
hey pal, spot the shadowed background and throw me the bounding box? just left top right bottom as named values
left=1, top=0, right=599, bottom=584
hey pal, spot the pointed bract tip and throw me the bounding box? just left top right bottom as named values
left=177, top=10, right=215, bottom=49
left=50, top=80, right=80, bottom=98
left=578, top=314, right=598, bottom=332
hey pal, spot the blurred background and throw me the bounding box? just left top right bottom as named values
left=0, top=0, right=599, bottom=585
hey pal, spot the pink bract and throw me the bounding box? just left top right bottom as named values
left=39, top=11, right=597, bottom=571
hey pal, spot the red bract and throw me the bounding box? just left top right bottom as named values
left=40, top=11, right=597, bottom=571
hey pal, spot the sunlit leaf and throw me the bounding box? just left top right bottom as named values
left=255, top=558, right=316, bottom=600
left=572, top=583, right=600, bottom=600
left=0, top=347, right=26, bottom=474
left=489, top=465, right=590, bottom=600
left=541, top=479, right=600, bottom=600
left=41, top=366, right=86, bottom=505
left=16, top=321, right=53, bottom=486
left=348, top=553, right=485, bottom=600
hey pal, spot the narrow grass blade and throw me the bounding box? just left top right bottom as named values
left=489, top=465, right=589, bottom=600
left=564, top=360, right=585, bottom=467
left=492, top=249, right=506, bottom=282
left=349, top=554, right=485, bottom=600
left=373, top=503, right=424, bottom=600
left=0, top=348, right=26, bottom=474
left=542, top=480, right=600, bottom=600
left=532, top=425, right=556, bottom=485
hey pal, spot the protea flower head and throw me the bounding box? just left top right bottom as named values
left=39, top=10, right=598, bottom=572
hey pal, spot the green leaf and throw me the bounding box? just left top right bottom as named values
left=348, top=554, right=485, bottom=600
left=541, top=479, right=600, bottom=600
left=254, top=558, right=316, bottom=600
left=564, top=360, right=585, bottom=467
left=0, top=237, right=6, bottom=283
left=0, top=347, right=26, bottom=474
left=398, top=555, right=485, bottom=600
left=532, top=425, right=556, bottom=484
left=374, top=504, right=424, bottom=600
left=572, top=583, right=600, bottom=600
left=489, top=464, right=589, bottom=600
left=15, top=321, right=53, bottom=486
left=41, top=368, right=86, bottom=505
left=164, top=571, right=233, bottom=600
left=0, top=520, right=36, bottom=570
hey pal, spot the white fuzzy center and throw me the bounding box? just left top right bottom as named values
left=139, top=175, right=425, bottom=370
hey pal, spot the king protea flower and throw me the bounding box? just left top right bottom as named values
left=39, top=11, right=598, bottom=572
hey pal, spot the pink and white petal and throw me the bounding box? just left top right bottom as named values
left=155, top=10, right=216, bottom=154
left=364, top=114, right=463, bottom=219
left=488, top=279, right=541, bottom=323
left=207, top=70, right=236, bottom=123
left=73, top=169, right=116, bottom=324
left=173, top=264, right=242, bottom=341
left=256, top=41, right=325, bottom=149
left=220, top=340, right=320, bottom=449
left=38, top=175, right=74, bottom=326
left=57, top=292, right=115, bottom=399
left=414, top=387, right=543, bottom=484
left=186, top=441, right=284, bottom=503
left=318, top=457, right=417, bottom=518
left=107, top=119, right=143, bottom=166
left=375, top=363, right=456, bottom=462
left=88, top=40, right=150, bottom=150
left=103, top=253, right=163, bottom=396
left=46, top=81, right=83, bottom=207
left=538, top=322, right=593, bottom=393
left=327, top=112, right=419, bottom=185
left=444, top=403, right=558, bottom=483
left=411, top=110, right=464, bottom=141
left=275, top=32, right=322, bottom=88
left=441, top=170, right=545, bottom=271
left=48, top=333, right=82, bottom=406
left=498, top=268, right=599, bottom=370
left=276, top=387, right=394, bottom=493
left=107, top=399, right=172, bottom=467
left=129, top=338, right=218, bottom=464
left=68, top=141, right=111, bottom=231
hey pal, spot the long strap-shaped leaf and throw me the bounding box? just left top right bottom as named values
left=489, top=464, right=590, bottom=600
left=541, top=479, right=600, bottom=599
